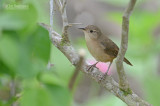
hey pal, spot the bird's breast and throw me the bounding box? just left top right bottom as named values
left=85, top=35, right=113, bottom=62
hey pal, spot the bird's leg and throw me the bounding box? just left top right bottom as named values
left=87, top=61, right=99, bottom=71
left=106, top=61, right=112, bottom=74
left=99, top=61, right=112, bottom=82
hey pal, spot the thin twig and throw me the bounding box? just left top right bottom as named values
left=68, top=49, right=85, bottom=91
left=10, top=79, right=16, bottom=98
left=116, top=0, right=137, bottom=92
left=62, top=0, right=67, bottom=13
left=62, top=0, right=69, bottom=36
left=68, top=67, right=81, bottom=91
left=54, top=0, right=61, bottom=12
left=10, top=79, right=16, bottom=106
left=53, top=0, right=70, bottom=43
left=50, top=0, right=54, bottom=29
left=58, top=0, right=63, bottom=8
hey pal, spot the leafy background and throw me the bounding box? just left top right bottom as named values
left=0, top=0, right=160, bottom=106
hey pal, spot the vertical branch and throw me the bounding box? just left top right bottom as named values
left=50, top=0, right=54, bottom=29
left=61, top=0, right=70, bottom=44
left=48, top=0, right=54, bottom=70
left=54, top=0, right=70, bottom=44
left=116, top=0, right=137, bottom=92
left=61, top=0, right=68, bottom=27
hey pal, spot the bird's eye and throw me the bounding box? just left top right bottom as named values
left=90, top=30, right=93, bottom=33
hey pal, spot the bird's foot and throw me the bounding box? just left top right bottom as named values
left=87, top=62, right=99, bottom=72
left=87, top=64, right=98, bottom=72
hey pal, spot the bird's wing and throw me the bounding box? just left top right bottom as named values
left=100, top=38, right=119, bottom=57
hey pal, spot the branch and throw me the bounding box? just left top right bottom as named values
left=116, top=0, right=137, bottom=92
left=40, top=0, right=152, bottom=105
left=40, top=22, right=151, bottom=106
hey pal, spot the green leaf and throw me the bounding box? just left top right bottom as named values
left=31, top=25, right=51, bottom=63
left=0, top=4, right=38, bottom=40
left=40, top=72, right=65, bottom=87
left=45, top=84, right=72, bottom=106
left=17, top=4, right=38, bottom=37
left=16, top=25, right=51, bottom=78
left=21, top=80, right=72, bottom=106
left=16, top=43, right=34, bottom=78
left=0, top=12, right=26, bottom=30
left=0, top=36, right=19, bottom=75
left=0, top=26, right=50, bottom=78
left=20, top=87, right=53, bottom=106
left=0, top=60, right=14, bottom=76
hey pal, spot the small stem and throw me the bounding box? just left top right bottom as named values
left=58, top=0, right=63, bottom=8
left=68, top=63, right=81, bottom=91
left=68, top=50, right=85, bottom=91
left=10, top=79, right=16, bottom=98
left=62, top=0, right=67, bottom=13
left=50, top=0, right=54, bottom=29
left=10, top=78, right=16, bottom=106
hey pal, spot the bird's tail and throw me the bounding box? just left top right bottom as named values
left=123, top=57, right=133, bottom=66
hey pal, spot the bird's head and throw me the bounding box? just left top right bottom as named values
left=79, top=25, right=102, bottom=39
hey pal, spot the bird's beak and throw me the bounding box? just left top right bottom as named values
left=78, top=28, right=85, bottom=30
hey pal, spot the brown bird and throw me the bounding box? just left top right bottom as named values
left=79, top=25, right=132, bottom=76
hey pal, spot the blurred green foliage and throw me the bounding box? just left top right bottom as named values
left=0, top=0, right=160, bottom=106
left=0, top=1, right=72, bottom=106
left=99, top=0, right=146, bottom=6
left=85, top=95, right=127, bottom=106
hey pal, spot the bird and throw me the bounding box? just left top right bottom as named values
left=79, top=25, right=132, bottom=76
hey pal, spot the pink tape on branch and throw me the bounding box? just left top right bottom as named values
left=87, top=60, right=112, bottom=75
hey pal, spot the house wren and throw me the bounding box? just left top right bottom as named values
left=79, top=25, right=132, bottom=76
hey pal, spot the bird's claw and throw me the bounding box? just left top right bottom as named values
left=87, top=64, right=98, bottom=72
left=87, top=62, right=99, bottom=72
